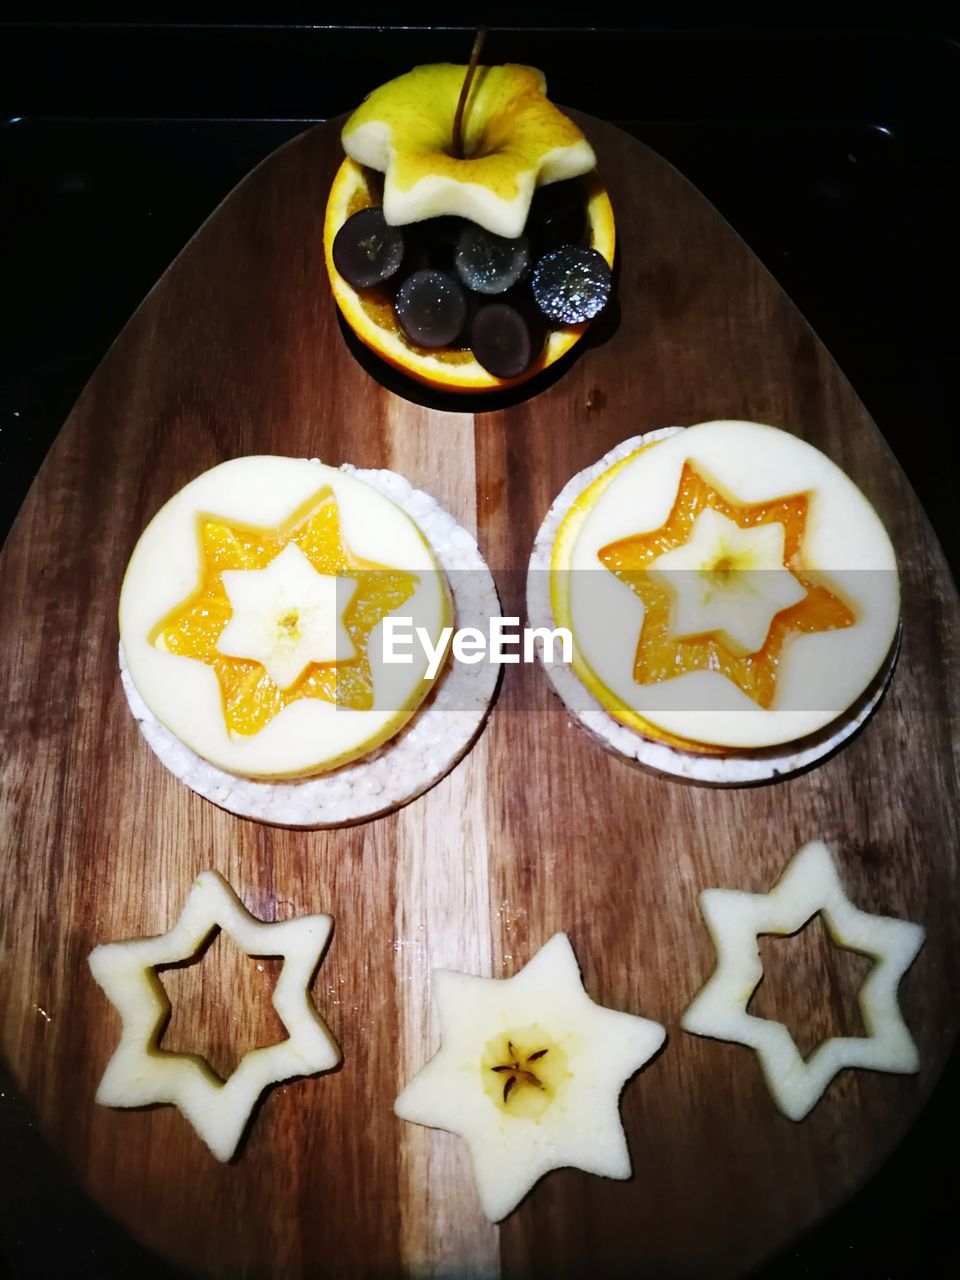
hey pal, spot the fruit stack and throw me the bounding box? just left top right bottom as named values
left=324, top=63, right=616, bottom=392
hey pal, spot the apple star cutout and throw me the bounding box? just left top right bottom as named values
left=342, top=63, right=597, bottom=239
left=681, top=840, right=925, bottom=1121
left=154, top=484, right=418, bottom=737
left=217, top=541, right=358, bottom=691
left=599, top=462, right=857, bottom=709
left=88, top=870, right=340, bottom=1161
left=394, top=932, right=666, bottom=1222
left=649, top=506, right=807, bottom=655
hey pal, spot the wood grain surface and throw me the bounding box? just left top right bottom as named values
left=1, top=114, right=958, bottom=1280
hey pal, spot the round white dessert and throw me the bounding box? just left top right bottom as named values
left=120, top=462, right=500, bottom=825
left=527, top=426, right=900, bottom=786
left=120, top=456, right=451, bottom=778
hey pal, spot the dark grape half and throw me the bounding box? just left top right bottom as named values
left=332, top=207, right=405, bottom=289
left=528, top=179, right=588, bottom=256
left=394, top=270, right=468, bottom=348
left=531, top=246, right=612, bottom=324
left=402, top=216, right=464, bottom=274
left=469, top=303, right=533, bottom=379
left=455, top=224, right=530, bottom=295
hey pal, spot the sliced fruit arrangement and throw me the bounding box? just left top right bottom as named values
left=323, top=59, right=616, bottom=392
left=119, top=456, right=451, bottom=780
left=394, top=933, right=665, bottom=1221
left=534, top=420, right=900, bottom=774
left=119, top=458, right=503, bottom=827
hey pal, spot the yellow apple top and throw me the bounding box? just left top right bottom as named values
left=341, top=63, right=597, bottom=238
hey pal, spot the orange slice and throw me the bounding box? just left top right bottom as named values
left=554, top=421, right=900, bottom=752
left=323, top=158, right=615, bottom=393
left=550, top=444, right=726, bottom=756
left=154, top=487, right=419, bottom=738
left=120, top=456, right=451, bottom=780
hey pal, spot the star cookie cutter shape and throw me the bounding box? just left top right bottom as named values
left=395, top=932, right=666, bottom=1221
left=598, top=462, right=856, bottom=709
left=217, top=541, right=358, bottom=691
left=153, top=483, right=419, bottom=737
left=89, top=870, right=341, bottom=1160
left=681, top=840, right=924, bottom=1120
left=648, top=506, right=807, bottom=655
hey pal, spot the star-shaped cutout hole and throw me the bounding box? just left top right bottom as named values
left=598, top=463, right=856, bottom=707
left=681, top=841, right=925, bottom=1121
left=88, top=871, right=341, bottom=1160
left=153, top=486, right=417, bottom=736
left=748, top=912, right=873, bottom=1060
left=394, top=933, right=665, bottom=1222
left=157, top=931, right=286, bottom=1082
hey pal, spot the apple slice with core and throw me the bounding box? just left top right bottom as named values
left=394, top=933, right=665, bottom=1222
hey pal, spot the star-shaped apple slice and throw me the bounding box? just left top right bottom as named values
left=153, top=483, right=420, bottom=738
left=88, top=871, right=340, bottom=1160
left=217, top=542, right=358, bottom=691
left=649, top=506, right=807, bottom=655
left=599, top=462, right=857, bottom=710
left=394, top=933, right=665, bottom=1222
left=681, top=841, right=924, bottom=1121
left=342, top=63, right=596, bottom=238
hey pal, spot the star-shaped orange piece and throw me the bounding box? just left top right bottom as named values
left=598, top=463, right=856, bottom=708
left=152, top=486, right=417, bottom=736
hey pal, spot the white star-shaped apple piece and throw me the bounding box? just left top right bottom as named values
left=216, top=541, right=358, bottom=691
left=681, top=841, right=925, bottom=1121
left=394, top=933, right=666, bottom=1222
left=648, top=507, right=807, bottom=654
left=88, top=870, right=341, bottom=1161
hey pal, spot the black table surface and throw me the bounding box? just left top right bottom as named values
left=1, top=18, right=957, bottom=1280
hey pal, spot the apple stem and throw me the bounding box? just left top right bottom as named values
left=452, top=26, right=487, bottom=160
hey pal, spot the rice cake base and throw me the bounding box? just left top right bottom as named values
left=526, top=430, right=899, bottom=786
left=120, top=464, right=500, bottom=826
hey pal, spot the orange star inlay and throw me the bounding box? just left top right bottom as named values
left=597, top=463, right=856, bottom=708
left=152, top=487, right=418, bottom=736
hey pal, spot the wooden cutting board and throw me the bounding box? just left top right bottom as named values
left=1, top=114, right=958, bottom=1280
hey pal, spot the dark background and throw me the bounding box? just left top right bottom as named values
left=1, top=8, right=957, bottom=1277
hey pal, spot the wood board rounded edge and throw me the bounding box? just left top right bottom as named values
left=0, top=113, right=956, bottom=1278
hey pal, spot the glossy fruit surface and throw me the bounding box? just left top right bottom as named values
left=454, top=224, right=530, bottom=295
left=528, top=178, right=588, bottom=255
left=394, top=269, right=468, bottom=348
left=531, top=246, right=612, bottom=324
left=331, top=207, right=405, bottom=289
left=470, top=303, right=533, bottom=378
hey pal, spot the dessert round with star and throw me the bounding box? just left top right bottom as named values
left=527, top=420, right=901, bottom=784
left=119, top=455, right=499, bottom=826
left=323, top=62, right=616, bottom=392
